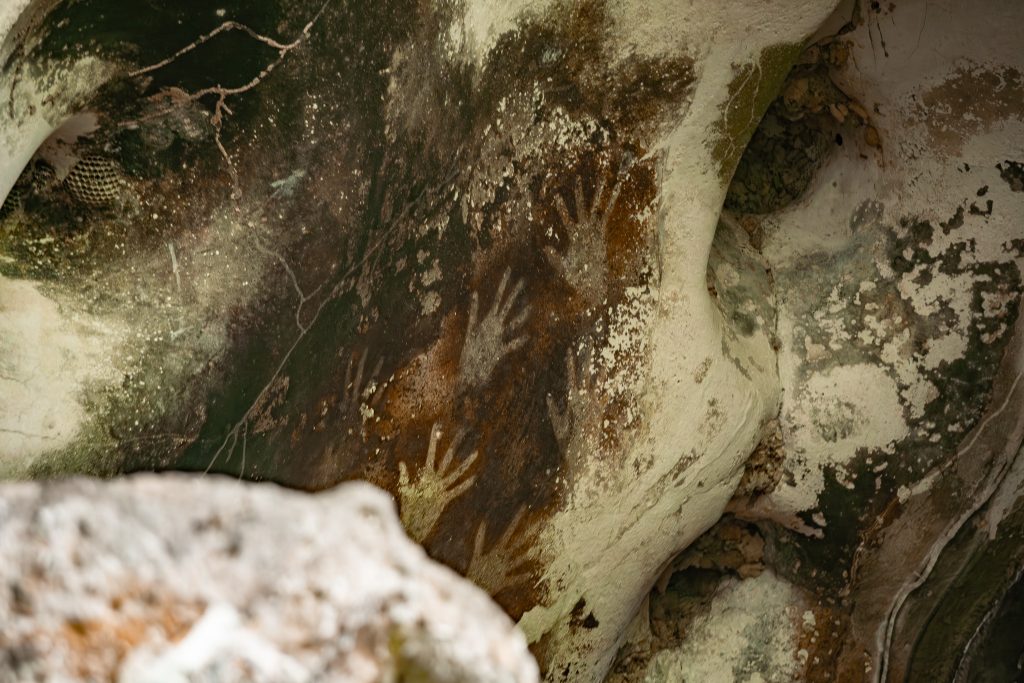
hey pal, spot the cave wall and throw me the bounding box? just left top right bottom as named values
left=2, top=0, right=1022, bottom=681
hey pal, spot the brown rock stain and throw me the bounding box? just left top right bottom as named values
left=912, top=62, right=1024, bottom=156
left=50, top=592, right=203, bottom=680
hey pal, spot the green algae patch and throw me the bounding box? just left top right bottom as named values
left=708, top=42, right=804, bottom=185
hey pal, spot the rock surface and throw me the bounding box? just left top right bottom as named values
left=2, top=0, right=1023, bottom=680
left=642, top=572, right=808, bottom=683
left=0, top=474, right=539, bottom=683
left=0, top=1, right=837, bottom=678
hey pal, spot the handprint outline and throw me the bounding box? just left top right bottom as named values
left=545, top=163, right=629, bottom=310
left=465, top=506, right=535, bottom=595
left=397, top=422, right=479, bottom=543
left=546, top=344, right=607, bottom=492
left=457, top=267, right=530, bottom=393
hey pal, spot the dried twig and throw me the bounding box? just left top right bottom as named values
left=127, top=2, right=330, bottom=192
left=203, top=166, right=461, bottom=475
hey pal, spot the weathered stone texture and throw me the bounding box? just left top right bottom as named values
left=0, top=475, right=539, bottom=683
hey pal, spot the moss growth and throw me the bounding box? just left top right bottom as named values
left=708, top=42, right=804, bottom=184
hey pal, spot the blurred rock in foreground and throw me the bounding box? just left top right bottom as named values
left=0, top=474, right=538, bottom=683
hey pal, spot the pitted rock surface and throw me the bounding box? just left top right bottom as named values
left=0, top=475, right=539, bottom=683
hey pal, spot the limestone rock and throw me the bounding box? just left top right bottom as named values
left=643, top=572, right=807, bottom=683
left=3, top=0, right=1024, bottom=679
left=0, top=474, right=539, bottom=683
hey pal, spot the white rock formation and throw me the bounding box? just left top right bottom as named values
left=643, top=572, right=807, bottom=683
left=0, top=475, right=539, bottom=683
